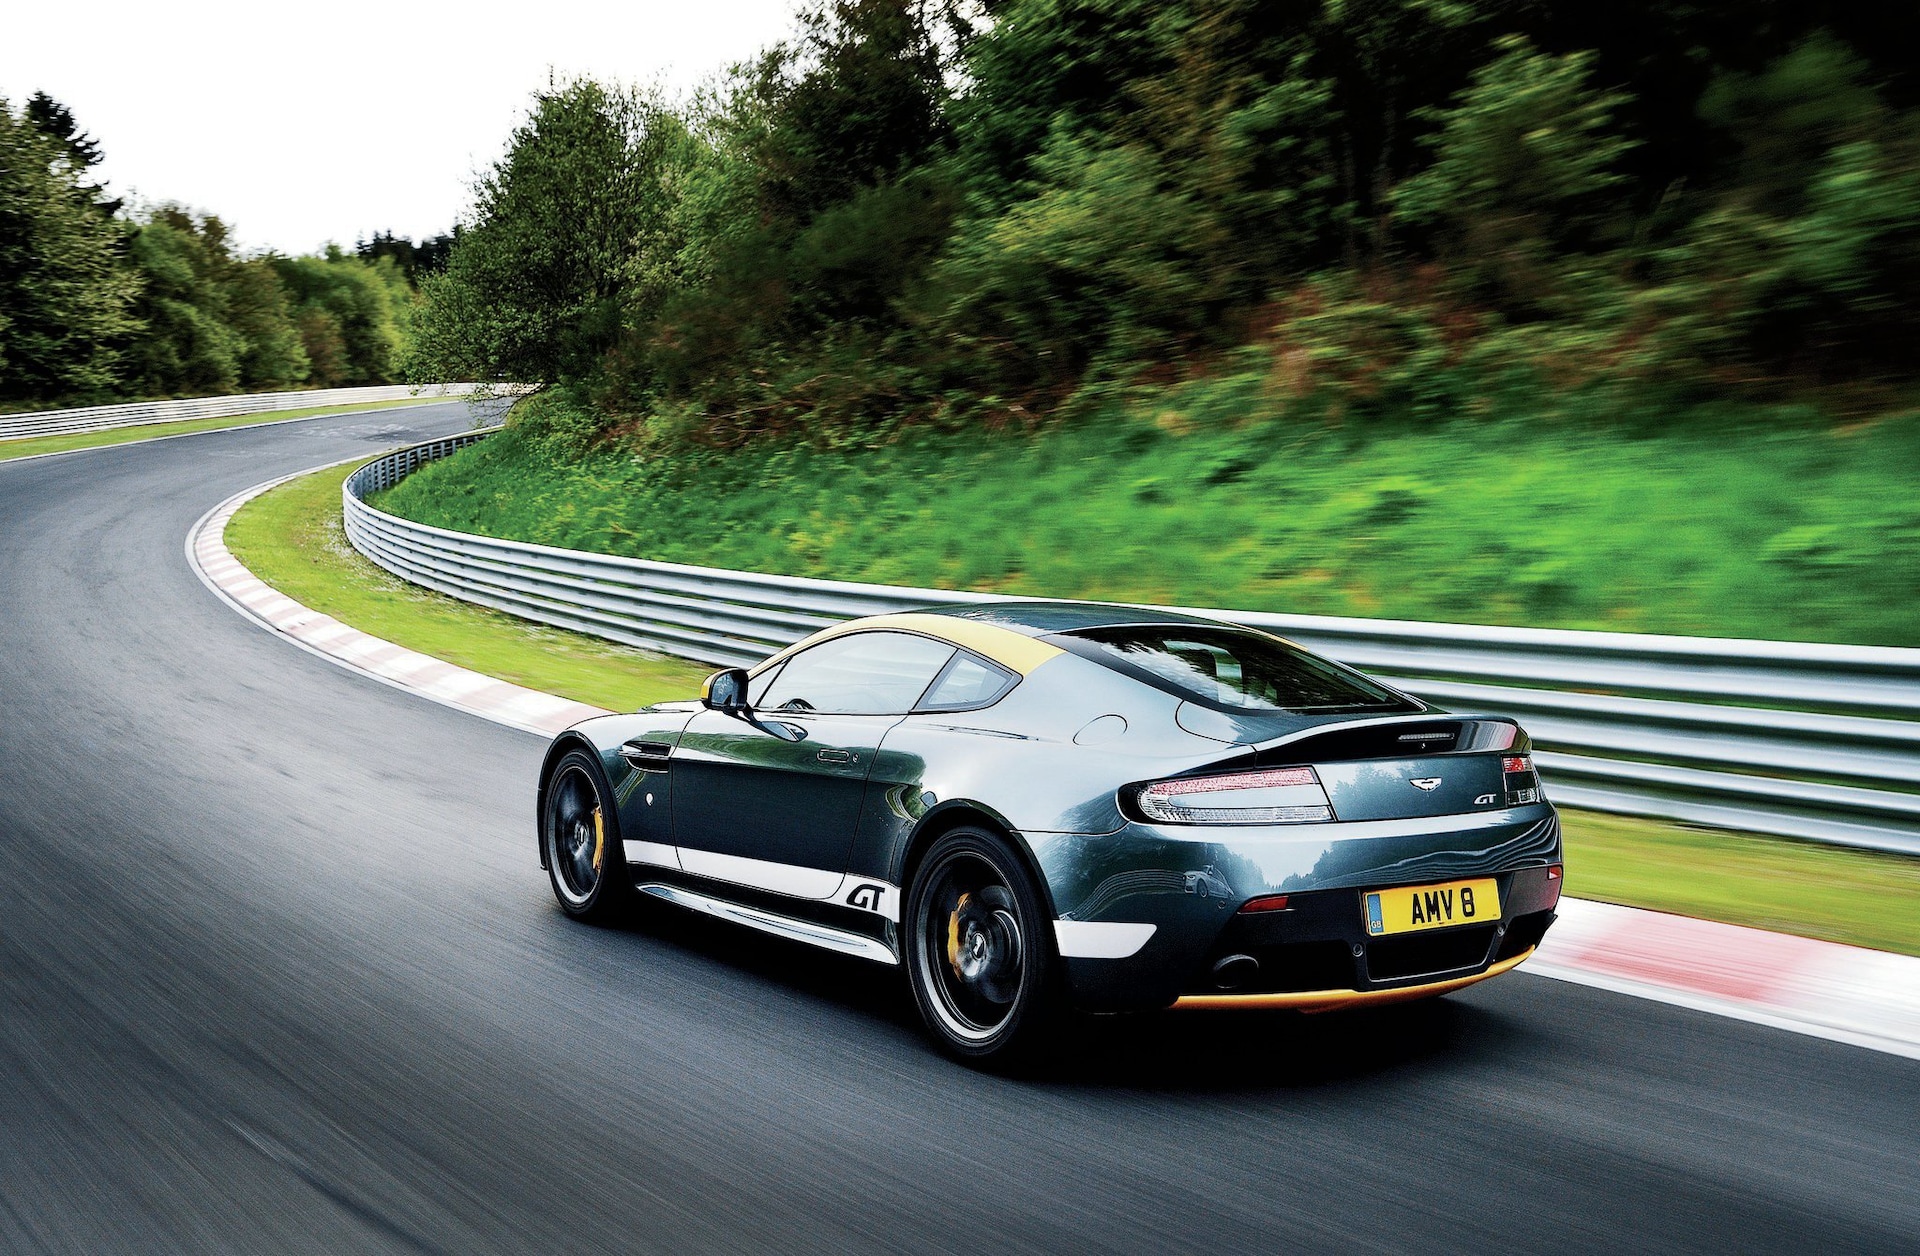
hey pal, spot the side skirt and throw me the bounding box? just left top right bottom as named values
left=634, top=880, right=900, bottom=966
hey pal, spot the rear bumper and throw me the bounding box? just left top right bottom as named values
left=1032, top=805, right=1561, bottom=1012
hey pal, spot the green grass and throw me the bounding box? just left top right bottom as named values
left=0, top=396, right=448, bottom=463
left=378, top=391, right=1920, bottom=647
left=224, top=460, right=711, bottom=712
left=1561, top=810, right=1920, bottom=956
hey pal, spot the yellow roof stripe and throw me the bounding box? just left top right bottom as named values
left=761, top=612, right=1063, bottom=676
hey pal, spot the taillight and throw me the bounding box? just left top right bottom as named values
left=1136, top=767, right=1334, bottom=825
left=1543, top=864, right=1563, bottom=908
left=1240, top=894, right=1291, bottom=913
left=1503, top=754, right=1542, bottom=806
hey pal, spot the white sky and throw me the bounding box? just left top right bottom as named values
left=2, top=0, right=800, bottom=255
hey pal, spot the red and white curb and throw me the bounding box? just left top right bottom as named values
left=186, top=463, right=609, bottom=738
left=188, top=463, right=1920, bottom=1061
left=1529, top=898, right=1920, bottom=1060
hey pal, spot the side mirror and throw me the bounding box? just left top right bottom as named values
left=701, top=667, right=750, bottom=713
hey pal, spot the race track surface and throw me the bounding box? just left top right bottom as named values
left=1, top=403, right=1915, bottom=1254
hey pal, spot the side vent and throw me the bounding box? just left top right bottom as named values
left=619, top=740, right=675, bottom=770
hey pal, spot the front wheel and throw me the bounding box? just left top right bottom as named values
left=543, top=750, right=629, bottom=922
left=904, top=828, right=1061, bottom=1067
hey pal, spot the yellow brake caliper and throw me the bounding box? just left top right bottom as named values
left=946, top=891, right=972, bottom=977
left=591, top=807, right=605, bottom=874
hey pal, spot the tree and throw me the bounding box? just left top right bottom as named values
left=0, top=97, right=140, bottom=403
left=407, top=79, right=698, bottom=388
left=126, top=209, right=247, bottom=395
left=741, top=0, right=964, bottom=221
left=357, top=228, right=461, bottom=284
left=126, top=205, right=313, bottom=395
left=23, top=91, right=118, bottom=215
left=274, top=248, right=413, bottom=386
left=226, top=257, right=311, bottom=387
left=1390, top=36, right=1638, bottom=311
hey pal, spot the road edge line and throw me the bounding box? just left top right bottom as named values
left=185, top=461, right=609, bottom=739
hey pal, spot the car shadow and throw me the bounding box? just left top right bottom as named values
left=608, top=896, right=922, bottom=1032
left=604, top=898, right=1523, bottom=1092
left=1048, top=998, right=1504, bottom=1093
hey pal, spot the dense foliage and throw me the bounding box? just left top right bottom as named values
left=409, top=0, right=1920, bottom=443
left=0, top=92, right=431, bottom=407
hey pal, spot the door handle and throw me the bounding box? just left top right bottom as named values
left=816, top=749, right=856, bottom=764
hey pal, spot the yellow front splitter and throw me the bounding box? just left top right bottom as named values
left=1172, top=947, right=1536, bottom=1013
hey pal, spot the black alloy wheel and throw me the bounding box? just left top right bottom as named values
left=905, top=827, right=1060, bottom=1066
left=543, top=750, right=628, bottom=921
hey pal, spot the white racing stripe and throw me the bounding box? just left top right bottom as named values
left=676, top=847, right=844, bottom=899
left=622, top=839, right=679, bottom=870
left=669, top=848, right=905, bottom=919
left=635, top=883, right=899, bottom=965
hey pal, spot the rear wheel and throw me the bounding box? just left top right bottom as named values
left=543, top=750, right=628, bottom=922
left=905, top=827, right=1060, bottom=1067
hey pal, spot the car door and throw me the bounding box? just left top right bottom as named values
left=670, top=630, right=957, bottom=897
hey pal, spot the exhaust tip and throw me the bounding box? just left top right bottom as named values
left=1211, top=953, right=1260, bottom=991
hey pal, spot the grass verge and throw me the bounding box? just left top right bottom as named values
left=378, top=400, right=1920, bottom=647
left=0, top=396, right=449, bottom=463
left=236, top=459, right=1920, bottom=957
left=224, top=460, right=710, bottom=712
left=1561, top=810, right=1920, bottom=956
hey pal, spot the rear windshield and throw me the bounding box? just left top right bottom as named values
left=1057, top=626, right=1420, bottom=714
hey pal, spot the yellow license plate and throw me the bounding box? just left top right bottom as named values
left=1364, top=878, right=1500, bottom=937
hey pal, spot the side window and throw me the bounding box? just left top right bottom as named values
left=917, top=652, right=1017, bottom=711
left=758, top=632, right=957, bottom=715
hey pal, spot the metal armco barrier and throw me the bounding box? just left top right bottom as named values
left=0, top=383, right=503, bottom=442
left=344, top=431, right=1920, bottom=856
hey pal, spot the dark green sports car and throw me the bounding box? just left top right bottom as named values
left=537, top=602, right=1563, bottom=1064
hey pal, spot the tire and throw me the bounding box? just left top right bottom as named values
left=542, top=749, right=630, bottom=922
left=904, top=827, right=1061, bottom=1067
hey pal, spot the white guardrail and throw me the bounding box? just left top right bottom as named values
left=345, top=430, right=1920, bottom=856
left=0, top=383, right=501, bottom=442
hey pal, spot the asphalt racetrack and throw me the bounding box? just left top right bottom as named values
left=1, top=402, right=1915, bottom=1253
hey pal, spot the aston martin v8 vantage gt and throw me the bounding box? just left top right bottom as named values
left=537, top=603, right=1563, bottom=1063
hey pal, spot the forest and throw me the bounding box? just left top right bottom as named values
left=403, top=0, right=1920, bottom=446
left=0, top=93, right=447, bottom=407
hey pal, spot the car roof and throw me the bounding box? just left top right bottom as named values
left=757, top=603, right=1243, bottom=681
left=910, top=600, right=1228, bottom=637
